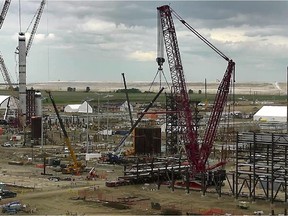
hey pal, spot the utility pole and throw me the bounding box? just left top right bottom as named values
left=106, top=99, right=109, bottom=141
left=286, top=66, right=288, bottom=134
left=86, top=101, right=89, bottom=154
left=98, top=95, right=100, bottom=141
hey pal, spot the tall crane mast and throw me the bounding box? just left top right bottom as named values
left=0, top=0, right=11, bottom=29
left=158, top=5, right=235, bottom=174
left=26, top=0, right=46, bottom=56
left=157, top=5, right=200, bottom=173
left=16, top=0, right=46, bottom=126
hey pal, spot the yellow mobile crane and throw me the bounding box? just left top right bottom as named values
left=47, top=91, right=84, bottom=175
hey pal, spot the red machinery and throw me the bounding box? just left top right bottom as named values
left=157, top=5, right=235, bottom=174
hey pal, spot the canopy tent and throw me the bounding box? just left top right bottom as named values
left=64, top=101, right=93, bottom=113
left=78, top=101, right=93, bottom=113
left=0, top=95, right=18, bottom=110
left=0, top=95, right=19, bottom=120
left=253, top=106, right=287, bottom=122
left=64, top=104, right=81, bottom=113
left=119, top=101, right=133, bottom=112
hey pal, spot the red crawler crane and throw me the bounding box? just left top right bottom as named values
left=157, top=5, right=235, bottom=175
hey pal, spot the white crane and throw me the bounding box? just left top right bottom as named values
left=26, top=0, right=46, bottom=56
left=0, top=0, right=11, bottom=29
left=0, top=0, right=14, bottom=89
left=0, top=54, right=14, bottom=89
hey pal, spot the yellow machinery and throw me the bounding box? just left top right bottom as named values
left=47, top=91, right=84, bottom=175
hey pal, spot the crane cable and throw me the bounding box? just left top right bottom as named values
left=18, top=0, right=21, bottom=32
left=170, top=7, right=230, bottom=62
left=25, top=7, right=39, bottom=33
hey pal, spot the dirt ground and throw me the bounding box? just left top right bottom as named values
left=0, top=145, right=287, bottom=215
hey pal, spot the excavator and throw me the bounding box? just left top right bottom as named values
left=47, top=91, right=85, bottom=175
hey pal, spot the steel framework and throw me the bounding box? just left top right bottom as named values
left=235, top=132, right=288, bottom=213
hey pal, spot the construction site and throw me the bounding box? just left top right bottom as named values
left=0, top=1, right=288, bottom=215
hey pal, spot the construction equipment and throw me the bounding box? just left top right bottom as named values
left=47, top=91, right=84, bottom=175
left=0, top=54, right=15, bottom=90
left=86, top=167, right=98, bottom=180
left=0, top=0, right=14, bottom=89
left=106, top=87, right=164, bottom=163
left=237, top=201, right=249, bottom=209
left=121, top=73, right=133, bottom=127
left=0, top=0, right=11, bottom=29
left=26, top=0, right=46, bottom=56
left=157, top=5, right=235, bottom=176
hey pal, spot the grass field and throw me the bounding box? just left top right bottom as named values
left=0, top=88, right=286, bottom=106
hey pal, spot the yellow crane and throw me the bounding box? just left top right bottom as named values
left=46, top=91, right=84, bottom=175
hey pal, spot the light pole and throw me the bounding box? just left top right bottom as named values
left=84, top=99, right=93, bottom=154
left=104, top=94, right=113, bottom=141
left=86, top=101, right=89, bottom=154
left=106, top=99, right=109, bottom=142
left=97, top=94, right=101, bottom=142
left=287, top=66, right=288, bottom=134
left=41, top=113, right=44, bottom=152
left=40, top=97, right=46, bottom=153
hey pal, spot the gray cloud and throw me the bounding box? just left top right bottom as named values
left=0, top=1, right=287, bottom=83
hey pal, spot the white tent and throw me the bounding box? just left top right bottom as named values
left=0, top=95, right=18, bottom=110
left=64, top=101, right=93, bottom=113
left=253, top=106, right=287, bottom=122
left=119, top=101, right=133, bottom=112
left=78, top=101, right=93, bottom=113
left=0, top=95, right=19, bottom=120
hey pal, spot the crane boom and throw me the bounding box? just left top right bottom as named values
left=0, top=54, right=13, bottom=89
left=47, top=91, right=82, bottom=173
left=200, top=60, right=235, bottom=170
left=158, top=5, right=235, bottom=174
left=26, top=0, right=46, bottom=56
left=157, top=5, right=200, bottom=172
left=169, top=8, right=235, bottom=171
left=113, top=87, right=164, bottom=154
left=0, top=0, right=11, bottom=29
left=121, top=73, right=133, bottom=128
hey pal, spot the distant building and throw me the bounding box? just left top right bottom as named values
left=119, top=101, right=133, bottom=112
left=253, top=106, right=287, bottom=122
left=64, top=101, right=93, bottom=113
left=0, top=95, right=19, bottom=121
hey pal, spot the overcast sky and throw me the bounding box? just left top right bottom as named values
left=0, top=1, right=287, bottom=84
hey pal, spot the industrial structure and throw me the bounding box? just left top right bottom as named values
left=0, top=2, right=288, bottom=215
left=0, top=0, right=11, bottom=30
left=18, top=0, right=46, bottom=127
left=233, top=132, right=288, bottom=215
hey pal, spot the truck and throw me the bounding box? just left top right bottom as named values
left=0, top=190, right=17, bottom=199
left=2, top=201, right=23, bottom=214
